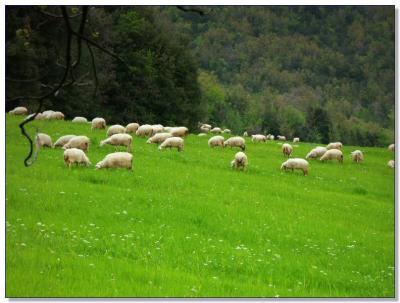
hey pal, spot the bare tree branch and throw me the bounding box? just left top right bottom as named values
left=86, top=41, right=98, bottom=98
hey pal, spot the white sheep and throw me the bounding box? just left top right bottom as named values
left=320, top=149, right=343, bottom=163
left=388, top=144, right=395, bottom=152
left=36, top=133, right=53, bottom=148
left=64, top=148, right=91, bottom=168
left=100, top=133, right=132, bottom=152
left=200, top=124, right=211, bottom=133
left=164, top=126, right=172, bottom=132
left=136, top=124, right=154, bottom=137
left=107, top=124, right=125, bottom=137
left=268, top=134, right=275, bottom=140
left=9, top=106, right=28, bottom=115
left=199, top=123, right=212, bottom=129
left=223, top=129, right=231, bottom=134
left=277, top=135, right=286, bottom=141
left=306, top=146, right=327, bottom=159
left=47, top=111, right=64, bottom=120
left=152, top=124, right=164, bottom=134
left=293, top=137, right=300, bottom=143
left=224, top=136, right=246, bottom=151
left=281, top=158, right=309, bottom=176
left=91, top=117, right=106, bottom=130
left=282, top=143, right=293, bottom=157
left=210, top=127, right=222, bottom=134
left=168, top=127, right=189, bottom=137
left=54, top=135, right=76, bottom=148
left=159, top=137, right=184, bottom=151
left=147, top=133, right=172, bottom=144
left=25, top=113, right=44, bottom=120
left=72, top=116, right=88, bottom=123
left=231, top=151, right=248, bottom=170
left=351, top=150, right=364, bottom=163
left=251, top=134, right=267, bottom=143
left=41, top=110, right=55, bottom=119
left=95, top=152, right=133, bottom=170
left=62, top=135, right=90, bottom=153
left=208, top=136, right=225, bottom=148
left=388, top=160, right=395, bottom=168
left=243, top=131, right=249, bottom=137
left=125, top=123, right=140, bottom=133
left=327, top=142, right=343, bottom=150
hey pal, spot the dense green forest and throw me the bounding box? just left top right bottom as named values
left=6, top=6, right=395, bottom=146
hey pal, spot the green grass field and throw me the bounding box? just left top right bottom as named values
left=5, top=115, right=395, bottom=297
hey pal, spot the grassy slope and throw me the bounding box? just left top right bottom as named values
left=5, top=115, right=395, bottom=297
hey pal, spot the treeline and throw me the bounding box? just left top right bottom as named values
left=6, top=6, right=395, bottom=146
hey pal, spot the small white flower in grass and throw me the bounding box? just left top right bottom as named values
left=20, top=243, right=26, bottom=246
left=122, top=210, right=127, bottom=215
left=59, top=191, right=65, bottom=194
left=78, top=254, right=84, bottom=257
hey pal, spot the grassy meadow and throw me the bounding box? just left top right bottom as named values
left=5, top=114, right=395, bottom=297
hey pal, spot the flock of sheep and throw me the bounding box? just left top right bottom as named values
left=8, top=106, right=396, bottom=175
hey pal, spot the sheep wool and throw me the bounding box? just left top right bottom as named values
left=168, top=127, right=189, bottom=138
left=72, top=117, right=88, bottom=123
left=64, top=148, right=91, bottom=168
left=125, top=123, right=140, bottom=133
left=281, top=158, right=309, bottom=176
left=208, top=136, right=225, bottom=148
left=252, top=134, right=267, bottom=143
left=96, top=152, right=133, bottom=170
left=388, top=144, right=395, bottom=152
left=107, top=124, right=126, bottom=137
left=306, top=146, right=327, bottom=159
left=147, top=133, right=173, bottom=144
left=388, top=160, right=395, bottom=169
left=100, top=134, right=132, bottom=152
left=136, top=124, right=154, bottom=137
left=159, top=137, right=184, bottom=151
left=293, top=137, right=300, bottom=143
left=351, top=150, right=364, bottom=163
left=231, top=152, right=248, bottom=170
left=327, top=142, right=343, bottom=150
left=63, top=135, right=90, bottom=153
left=282, top=143, right=293, bottom=157
left=320, top=149, right=343, bottom=163
left=210, top=127, right=222, bottom=134
left=36, top=133, right=53, bottom=148
left=92, top=117, right=106, bottom=129
left=224, top=136, right=246, bottom=151
left=54, top=135, right=76, bottom=147
left=9, top=106, right=28, bottom=115
left=152, top=124, right=164, bottom=134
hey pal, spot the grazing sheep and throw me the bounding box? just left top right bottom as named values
left=41, top=110, right=55, bottom=119
left=95, top=152, right=133, bottom=170
left=168, top=127, right=189, bottom=137
left=210, top=127, right=222, bottom=134
left=64, top=148, right=91, bottom=168
left=243, top=131, right=249, bottom=137
left=200, top=125, right=210, bottom=133
left=159, top=137, right=184, bottom=152
left=327, top=142, right=343, bottom=150
left=91, top=117, right=106, bottom=130
left=125, top=123, right=140, bottom=133
left=351, top=150, right=364, bottom=163
left=25, top=113, right=44, bottom=120
left=47, top=111, right=65, bottom=120
left=152, top=124, right=164, bottom=134
left=208, top=136, right=225, bottom=148
left=62, top=135, right=90, bottom=153
left=293, top=137, right=300, bottom=143
left=198, top=133, right=207, bottom=137
left=9, top=106, right=28, bottom=115
left=36, top=133, right=53, bottom=148
left=282, top=143, right=293, bottom=157
left=100, top=133, right=132, bottom=152
left=320, top=149, right=343, bottom=163
left=224, top=136, right=246, bottom=151
left=54, top=135, right=76, bottom=148
left=136, top=124, right=154, bottom=137
left=388, top=160, right=395, bottom=168
left=199, top=123, right=212, bottom=129
left=72, top=117, right=88, bottom=123
left=388, top=144, right=395, bottom=152
left=267, top=134, right=275, bottom=140
left=306, top=146, right=327, bottom=159
left=281, top=158, right=309, bottom=176
left=107, top=124, right=125, bottom=137
left=251, top=134, right=267, bottom=143
left=147, top=133, right=173, bottom=144
left=223, top=129, right=231, bottom=134
left=231, top=151, right=248, bottom=170
left=277, top=135, right=286, bottom=141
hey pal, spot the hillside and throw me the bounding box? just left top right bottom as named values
left=6, top=115, right=395, bottom=297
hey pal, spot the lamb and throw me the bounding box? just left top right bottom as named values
left=277, top=135, right=286, bottom=141
left=107, top=124, right=125, bottom=137
left=136, top=124, right=154, bottom=137
left=282, top=143, right=293, bottom=157
left=147, top=133, right=173, bottom=144
left=293, top=137, right=300, bottom=143
left=306, top=146, right=327, bottom=159
left=168, top=127, right=189, bottom=137
left=72, top=117, right=88, bottom=123
left=224, top=136, right=246, bottom=151
left=152, top=124, right=164, bottom=134
left=159, top=137, right=184, bottom=151
left=210, top=127, right=222, bottom=134
left=64, top=148, right=91, bottom=168
left=388, top=160, right=395, bottom=168
left=125, top=123, right=140, bottom=133
left=95, top=152, right=133, bottom=170
left=281, top=158, right=309, bottom=176
left=208, top=136, right=225, bottom=148
left=251, top=134, right=267, bottom=143
left=54, top=135, right=76, bottom=148
left=9, top=106, right=28, bottom=115
left=320, top=149, right=343, bottom=163
left=351, top=150, right=364, bottom=163
left=388, top=144, right=395, bottom=152
left=36, top=133, right=53, bottom=148
left=62, top=135, right=90, bottom=153
left=231, top=152, right=248, bottom=170
left=327, top=142, right=343, bottom=150
left=223, top=129, right=231, bottom=134
left=100, top=133, right=132, bottom=152
left=91, top=117, right=106, bottom=130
